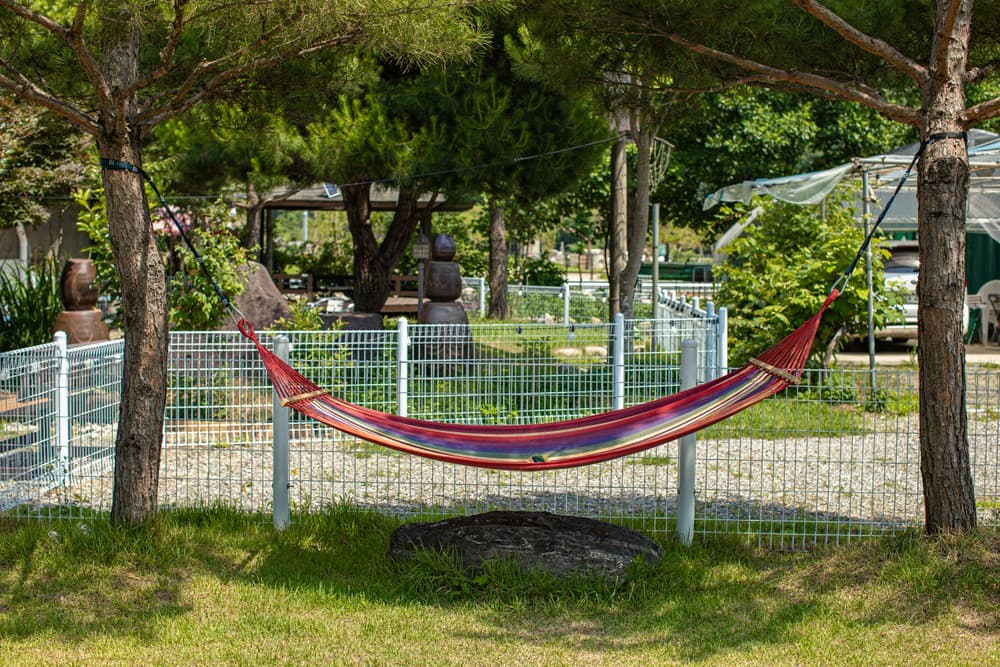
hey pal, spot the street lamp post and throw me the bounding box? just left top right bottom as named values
left=413, top=233, right=431, bottom=319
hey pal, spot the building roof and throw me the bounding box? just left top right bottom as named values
left=262, top=183, right=474, bottom=212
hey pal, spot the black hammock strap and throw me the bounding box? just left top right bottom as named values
left=831, top=130, right=966, bottom=294
left=99, top=157, right=243, bottom=325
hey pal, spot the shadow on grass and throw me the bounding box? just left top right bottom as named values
left=1, top=504, right=997, bottom=662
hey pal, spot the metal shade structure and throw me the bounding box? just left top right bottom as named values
left=705, top=128, right=1000, bottom=244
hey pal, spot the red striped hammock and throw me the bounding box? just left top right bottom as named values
left=239, top=291, right=838, bottom=470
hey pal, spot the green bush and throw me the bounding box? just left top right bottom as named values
left=0, top=259, right=62, bottom=352
left=75, top=186, right=250, bottom=330
left=518, top=257, right=565, bottom=286
left=714, top=188, right=899, bottom=367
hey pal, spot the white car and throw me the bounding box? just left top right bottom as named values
left=876, top=241, right=968, bottom=343
left=878, top=242, right=920, bottom=342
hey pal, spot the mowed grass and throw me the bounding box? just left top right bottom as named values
left=1, top=506, right=997, bottom=666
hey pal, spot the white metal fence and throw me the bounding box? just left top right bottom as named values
left=3, top=313, right=999, bottom=549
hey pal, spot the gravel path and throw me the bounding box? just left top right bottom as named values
left=37, top=411, right=1000, bottom=536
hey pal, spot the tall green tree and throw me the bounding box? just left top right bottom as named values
left=656, top=88, right=914, bottom=239
left=601, top=0, right=1000, bottom=534
left=304, top=24, right=608, bottom=318
left=0, top=93, right=90, bottom=261
left=511, top=7, right=694, bottom=319
left=412, top=25, right=610, bottom=318
left=0, top=0, right=491, bottom=524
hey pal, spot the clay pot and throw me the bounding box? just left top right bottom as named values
left=61, top=259, right=99, bottom=311
left=431, top=234, right=456, bottom=261
left=53, top=310, right=110, bottom=345
left=425, top=261, right=463, bottom=301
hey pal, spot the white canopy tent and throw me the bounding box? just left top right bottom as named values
left=704, top=128, right=1000, bottom=244
left=704, top=129, right=1000, bottom=360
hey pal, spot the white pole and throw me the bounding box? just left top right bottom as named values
left=397, top=318, right=409, bottom=417
left=54, top=331, right=70, bottom=488
left=717, top=306, right=729, bottom=376
left=272, top=335, right=291, bottom=530
left=652, top=203, right=660, bottom=322
left=676, top=339, right=698, bottom=546
left=563, top=282, right=570, bottom=326
left=862, top=170, right=876, bottom=378
left=613, top=313, right=625, bottom=410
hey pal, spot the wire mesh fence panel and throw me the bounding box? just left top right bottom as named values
left=38, top=340, right=125, bottom=519
left=156, top=330, right=275, bottom=512
left=282, top=326, right=399, bottom=515
left=969, top=369, right=1000, bottom=528
left=3, top=314, right=997, bottom=548
left=0, top=342, right=60, bottom=514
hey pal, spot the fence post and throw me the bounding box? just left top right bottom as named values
left=613, top=313, right=625, bottom=410
left=562, top=282, right=570, bottom=326
left=397, top=318, right=409, bottom=417
left=705, top=302, right=716, bottom=382
left=717, top=306, right=729, bottom=376
left=54, top=331, right=70, bottom=488
left=272, top=335, right=290, bottom=531
left=676, top=339, right=698, bottom=546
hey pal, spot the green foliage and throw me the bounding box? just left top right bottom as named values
left=72, top=188, right=119, bottom=315
left=0, top=258, right=62, bottom=352
left=272, top=298, right=324, bottom=331
left=0, top=94, right=90, bottom=231
left=654, top=88, right=913, bottom=237
left=715, top=188, right=898, bottom=367
left=74, top=185, right=250, bottom=331
left=518, top=257, right=565, bottom=286
left=166, top=204, right=252, bottom=331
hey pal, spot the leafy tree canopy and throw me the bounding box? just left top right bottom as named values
left=715, top=187, right=898, bottom=367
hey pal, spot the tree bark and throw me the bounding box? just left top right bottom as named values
left=916, top=3, right=976, bottom=533
left=343, top=183, right=420, bottom=313
left=242, top=181, right=264, bottom=260
left=621, top=123, right=654, bottom=319
left=608, top=133, right=628, bottom=320
left=487, top=197, right=509, bottom=319
left=94, top=12, right=168, bottom=526
left=104, top=143, right=168, bottom=526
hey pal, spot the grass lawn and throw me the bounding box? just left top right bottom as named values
left=1, top=506, right=997, bottom=666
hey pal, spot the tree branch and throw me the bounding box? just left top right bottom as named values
left=0, top=68, right=99, bottom=134
left=962, top=97, right=1000, bottom=124
left=0, top=1, right=113, bottom=113
left=660, top=31, right=921, bottom=126
left=787, top=0, right=928, bottom=86
left=931, top=0, right=964, bottom=78
left=125, top=0, right=190, bottom=97
left=965, top=58, right=1000, bottom=84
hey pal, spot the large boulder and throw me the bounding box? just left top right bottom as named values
left=218, top=261, right=290, bottom=331
left=389, top=510, right=663, bottom=580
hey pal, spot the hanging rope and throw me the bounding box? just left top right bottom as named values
left=830, top=130, right=967, bottom=294
left=99, top=158, right=245, bottom=326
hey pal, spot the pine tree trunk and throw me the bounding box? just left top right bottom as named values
left=917, top=133, right=977, bottom=533
left=104, top=145, right=168, bottom=526
left=97, top=14, right=168, bottom=526
left=608, top=134, right=628, bottom=320
left=621, top=125, right=653, bottom=319
left=488, top=198, right=509, bottom=319
left=343, top=184, right=391, bottom=313
left=916, top=5, right=977, bottom=533
left=243, top=182, right=264, bottom=260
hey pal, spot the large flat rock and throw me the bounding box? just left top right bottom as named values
left=389, top=510, right=663, bottom=579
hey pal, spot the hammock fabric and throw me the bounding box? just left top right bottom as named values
left=239, top=291, right=838, bottom=471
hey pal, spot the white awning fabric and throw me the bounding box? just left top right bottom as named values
left=703, top=129, right=1000, bottom=244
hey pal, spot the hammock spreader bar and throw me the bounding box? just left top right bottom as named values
left=238, top=291, right=838, bottom=471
